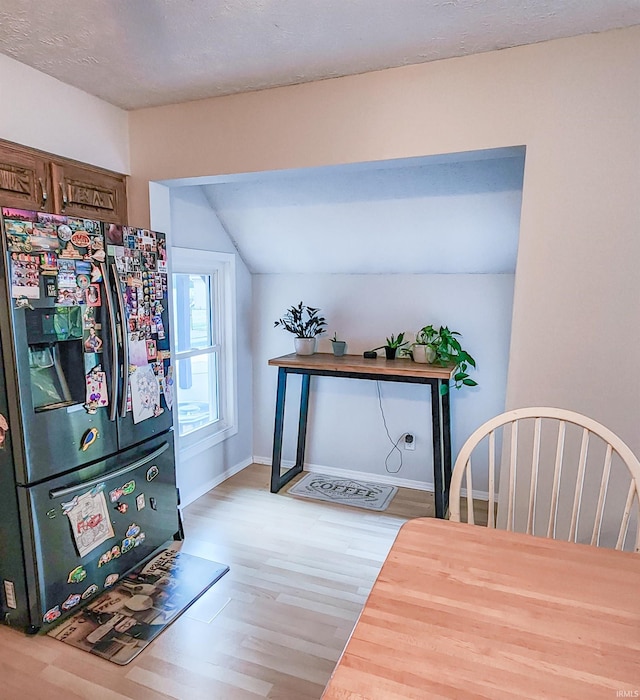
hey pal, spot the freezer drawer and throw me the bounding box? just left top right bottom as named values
left=23, top=432, right=179, bottom=630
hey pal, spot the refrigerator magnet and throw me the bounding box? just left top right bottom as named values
left=43, top=606, right=61, bottom=624
left=106, top=223, right=124, bottom=245
left=83, top=328, right=103, bottom=354
left=70, top=231, right=90, bottom=249
left=57, top=224, right=72, bottom=241
left=163, top=366, right=174, bottom=411
left=85, top=284, right=101, bottom=306
left=81, top=584, right=98, bottom=600
left=61, top=495, right=79, bottom=515
left=44, top=278, right=58, bottom=298
left=146, top=465, right=159, bottom=482
left=5, top=219, right=34, bottom=251
left=134, top=532, right=146, bottom=547
left=80, top=426, right=100, bottom=450
left=67, top=566, right=87, bottom=585
left=121, top=537, right=135, bottom=554
left=122, top=480, right=135, bottom=496
left=136, top=493, right=145, bottom=510
left=31, top=222, right=59, bottom=251
left=104, top=574, right=119, bottom=588
left=0, top=413, right=8, bottom=449
left=76, top=273, right=90, bottom=289
left=40, top=252, right=58, bottom=272
left=59, top=241, right=82, bottom=259
left=126, top=523, right=141, bottom=538
left=62, top=594, right=81, bottom=611
left=109, top=486, right=124, bottom=502
left=98, top=550, right=112, bottom=567
left=10, top=253, right=40, bottom=299
left=90, top=264, right=102, bottom=283
left=115, top=502, right=128, bottom=514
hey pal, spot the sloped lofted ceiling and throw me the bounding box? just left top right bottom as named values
left=185, top=147, right=526, bottom=275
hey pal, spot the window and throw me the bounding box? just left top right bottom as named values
left=171, top=248, right=237, bottom=454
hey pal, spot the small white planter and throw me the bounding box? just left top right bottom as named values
left=294, top=337, right=317, bottom=355
left=412, top=345, right=436, bottom=364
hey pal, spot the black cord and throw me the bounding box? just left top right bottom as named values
left=376, top=382, right=403, bottom=474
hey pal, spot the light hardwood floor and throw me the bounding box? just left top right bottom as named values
left=0, top=465, right=477, bottom=699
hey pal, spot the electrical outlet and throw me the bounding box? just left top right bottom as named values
left=404, top=433, right=415, bottom=451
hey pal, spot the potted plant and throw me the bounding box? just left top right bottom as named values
left=383, top=332, right=408, bottom=360
left=411, top=324, right=439, bottom=364
left=330, top=332, right=347, bottom=357
left=274, top=301, right=327, bottom=355
left=411, top=324, right=477, bottom=391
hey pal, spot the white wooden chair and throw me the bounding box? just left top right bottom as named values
left=449, top=407, right=640, bottom=552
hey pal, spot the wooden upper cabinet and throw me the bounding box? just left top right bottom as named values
left=0, top=141, right=51, bottom=212
left=0, top=138, right=127, bottom=223
left=51, top=161, right=127, bottom=224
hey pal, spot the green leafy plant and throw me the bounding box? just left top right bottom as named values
left=385, top=332, right=408, bottom=349
left=274, top=301, right=327, bottom=338
left=331, top=331, right=342, bottom=342
left=413, top=324, right=477, bottom=392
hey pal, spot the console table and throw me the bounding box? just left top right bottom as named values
left=268, top=353, right=456, bottom=518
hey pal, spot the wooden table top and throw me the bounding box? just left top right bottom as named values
left=268, top=353, right=455, bottom=380
left=322, top=518, right=640, bottom=700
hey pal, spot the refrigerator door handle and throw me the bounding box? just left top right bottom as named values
left=111, top=262, right=130, bottom=418
left=49, top=441, right=170, bottom=499
left=101, top=262, right=119, bottom=421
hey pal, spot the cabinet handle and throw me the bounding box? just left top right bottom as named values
left=38, top=178, right=48, bottom=208
left=59, top=182, right=68, bottom=210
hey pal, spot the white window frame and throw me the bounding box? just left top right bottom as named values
left=171, top=247, right=237, bottom=458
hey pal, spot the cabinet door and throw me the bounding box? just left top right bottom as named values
left=51, top=161, right=128, bottom=224
left=0, top=141, right=51, bottom=211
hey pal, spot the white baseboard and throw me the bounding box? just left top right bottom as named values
left=252, top=455, right=490, bottom=502
left=179, top=457, right=253, bottom=507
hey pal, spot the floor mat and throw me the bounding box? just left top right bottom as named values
left=48, top=548, right=229, bottom=665
left=287, top=472, right=397, bottom=511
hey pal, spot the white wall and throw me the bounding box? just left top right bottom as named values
left=168, top=186, right=253, bottom=504
left=253, top=273, right=514, bottom=491
left=0, top=54, right=129, bottom=173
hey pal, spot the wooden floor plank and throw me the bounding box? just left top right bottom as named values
left=0, top=464, right=476, bottom=699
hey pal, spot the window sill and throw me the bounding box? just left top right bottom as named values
left=177, top=422, right=238, bottom=461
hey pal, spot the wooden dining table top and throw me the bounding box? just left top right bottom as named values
left=322, top=518, right=640, bottom=700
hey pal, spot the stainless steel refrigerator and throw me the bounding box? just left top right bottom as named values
left=0, top=208, right=181, bottom=632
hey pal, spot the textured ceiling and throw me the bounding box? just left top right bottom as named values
left=0, top=1, right=639, bottom=110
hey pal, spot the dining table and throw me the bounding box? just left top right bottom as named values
left=322, top=518, right=640, bottom=699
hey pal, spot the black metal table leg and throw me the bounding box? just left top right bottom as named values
left=441, top=385, right=452, bottom=515
left=430, top=380, right=445, bottom=518
left=295, top=373, right=311, bottom=469
left=271, top=368, right=307, bottom=492
left=271, top=367, right=288, bottom=492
